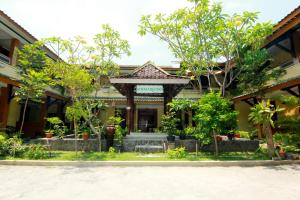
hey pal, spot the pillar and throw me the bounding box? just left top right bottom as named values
left=9, top=38, right=20, bottom=66
left=126, top=85, right=134, bottom=133
left=0, top=86, right=9, bottom=128
left=163, top=85, right=173, bottom=114
left=292, top=31, right=300, bottom=63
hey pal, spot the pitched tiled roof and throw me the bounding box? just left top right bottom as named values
left=117, top=61, right=187, bottom=79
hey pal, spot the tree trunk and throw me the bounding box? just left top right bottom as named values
left=264, top=123, right=275, bottom=157
left=213, top=129, right=219, bottom=156
left=74, top=118, right=78, bottom=156
left=19, top=97, right=29, bottom=134
left=256, top=124, right=262, bottom=139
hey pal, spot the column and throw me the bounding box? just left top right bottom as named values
left=126, top=85, right=134, bottom=133
left=0, top=86, right=9, bottom=128
left=163, top=85, right=173, bottom=114
left=293, top=31, right=300, bottom=63
left=9, top=38, right=20, bottom=66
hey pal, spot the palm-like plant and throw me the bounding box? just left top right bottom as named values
left=249, top=100, right=284, bottom=157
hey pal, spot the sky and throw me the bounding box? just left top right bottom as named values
left=1, top=0, right=300, bottom=66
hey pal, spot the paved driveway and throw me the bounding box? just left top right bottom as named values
left=0, top=165, right=299, bottom=200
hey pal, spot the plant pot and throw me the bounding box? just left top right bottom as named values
left=179, top=134, right=186, bottom=140
left=186, top=135, right=196, bottom=140
left=45, top=132, right=53, bottom=138
left=167, top=135, right=175, bottom=142
left=216, top=135, right=222, bottom=142
left=106, top=125, right=115, bottom=136
left=234, top=134, right=240, bottom=139
left=82, top=133, right=89, bottom=140
left=227, top=134, right=234, bottom=141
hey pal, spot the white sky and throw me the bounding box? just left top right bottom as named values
left=1, top=0, right=300, bottom=66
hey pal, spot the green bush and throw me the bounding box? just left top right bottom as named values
left=25, top=144, right=48, bottom=159
left=237, top=131, right=250, bottom=139
left=1, top=136, right=26, bottom=157
left=167, top=147, right=187, bottom=159
left=161, top=111, right=180, bottom=136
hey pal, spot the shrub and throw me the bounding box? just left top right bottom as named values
left=1, top=136, right=26, bottom=157
left=167, top=147, right=187, bottom=159
left=237, top=131, right=250, bottom=139
left=114, top=125, right=124, bottom=146
left=161, top=111, right=180, bottom=136
left=25, top=144, right=48, bottom=159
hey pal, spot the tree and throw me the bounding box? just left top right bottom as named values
left=194, top=92, right=237, bottom=155
left=138, top=0, right=273, bottom=96
left=16, top=41, right=50, bottom=134
left=249, top=100, right=284, bottom=157
left=237, top=49, right=285, bottom=94
left=44, top=26, right=130, bottom=151
left=15, top=70, right=50, bottom=134
left=17, top=41, right=47, bottom=73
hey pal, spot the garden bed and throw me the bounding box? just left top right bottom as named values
left=0, top=151, right=270, bottom=161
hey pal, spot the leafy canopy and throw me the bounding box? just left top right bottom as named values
left=138, top=0, right=274, bottom=95
left=194, top=92, right=238, bottom=136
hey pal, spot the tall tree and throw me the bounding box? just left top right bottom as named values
left=15, top=70, right=50, bottom=134
left=44, top=26, right=130, bottom=150
left=16, top=42, right=50, bottom=134
left=138, top=0, right=273, bottom=96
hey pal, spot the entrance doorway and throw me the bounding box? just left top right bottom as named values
left=138, top=109, right=157, bottom=132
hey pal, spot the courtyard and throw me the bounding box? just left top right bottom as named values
left=0, top=165, right=300, bottom=200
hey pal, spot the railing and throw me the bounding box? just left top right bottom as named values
left=0, top=53, right=10, bottom=64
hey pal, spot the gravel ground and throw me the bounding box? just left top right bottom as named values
left=0, top=165, right=299, bottom=200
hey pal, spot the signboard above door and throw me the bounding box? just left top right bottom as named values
left=135, top=85, right=163, bottom=94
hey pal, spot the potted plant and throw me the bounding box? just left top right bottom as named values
left=161, top=111, right=179, bottom=142
left=80, top=123, right=90, bottom=140
left=227, top=130, right=235, bottom=141
left=106, top=116, right=124, bottom=148
left=106, top=116, right=123, bottom=136
left=45, top=117, right=64, bottom=139
left=184, top=127, right=196, bottom=140
left=114, top=125, right=124, bottom=153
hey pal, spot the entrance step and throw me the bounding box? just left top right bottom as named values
left=123, top=133, right=168, bottom=152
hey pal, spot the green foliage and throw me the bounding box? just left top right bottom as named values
left=276, top=116, right=300, bottom=135
left=17, top=41, right=48, bottom=73
left=46, top=117, right=65, bottom=138
left=161, top=112, right=180, bottom=136
left=279, top=95, right=300, bottom=108
left=25, top=144, right=48, bottom=159
left=66, top=101, right=88, bottom=122
left=183, top=127, right=196, bottom=136
left=15, top=70, right=50, bottom=103
left=167, top=147, right=187, bottom=159
left=273, top=133, right=300, bottom=146
left=168, top=99, right=194, bottom=112
left=114, top=125, right=124, bottom=146
left=237, top=49, right=286, bottom=93
left=138, top=0, right=273, bottom=95
left=249, top=100, right=284, bottom=128
left=0, top=136, right=26, bottom=157
left=107, top=116, right=124, bottom=126
left=237, top=131, right=250, bottom=139
left=194, top=92, right=238, bottom=136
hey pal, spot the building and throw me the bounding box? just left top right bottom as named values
left=0, top=10, right=65, bottom=137
left=0, top=5, right=299, bottom=138
left=233, top=6, right=300, bottom=132
left=96, top=62, right=200, bottom=132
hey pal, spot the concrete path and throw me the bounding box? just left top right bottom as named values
left=0, top=165, right=299, bottom=200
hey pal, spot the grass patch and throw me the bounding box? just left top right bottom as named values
left=0, top=151, right=270, bottom=161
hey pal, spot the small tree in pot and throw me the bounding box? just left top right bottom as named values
left=161, top=111, right=180, bottom=142
left=106, top=116, right=124, bottom=149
